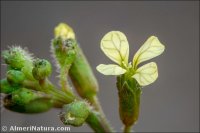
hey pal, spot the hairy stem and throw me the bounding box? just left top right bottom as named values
left=91, top=96, right=114, bottom=132
left=23, top=79, right=114, bottom=132
left=23, top=79, right=74, bottom=104
left=60, top=67, right=73, bottom=94
left=86, top=111, right=107, bottom=133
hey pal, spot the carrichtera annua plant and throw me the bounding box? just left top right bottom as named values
left=0, top=23, right=165, bottom=133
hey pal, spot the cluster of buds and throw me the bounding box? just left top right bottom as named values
left=1, top=46, right=53, bottom=113
left=0, top=23, right=113, bottom=132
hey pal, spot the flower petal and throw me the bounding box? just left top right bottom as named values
left=54, top=23, right=75, bottom=40
left=132, top=36, right=165, bottom=68
left=96, top=64, right=126, bottom=75
left=101, top=31, right=129, bottom=65
left=132, top=62, right=158, bottom=86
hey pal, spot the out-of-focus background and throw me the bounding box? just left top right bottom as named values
left=1, top=1, right=199, bottom=132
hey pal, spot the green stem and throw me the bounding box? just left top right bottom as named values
left=40, top=79, right=75, bottom=104
left=22, top=79, right=74, bottom=104
left=23, top=80, right=40, bottom=90
left=91, top=96, right=114, bottom=132
left=22, top=79, right=113, bottom=132
left=60, top=67, right=72, bottom=93
left=86, top=111, right=107, bottom=133
left=124, top=126, right=132, bottom=133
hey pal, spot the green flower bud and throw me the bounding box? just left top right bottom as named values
left=51, top=37, right=77, bottom=93
left=0, top=79, right=20, bottom=94
left=60, top=101, right=90, bottom=127
left=6, top=70, right=25, bottom=85
left=24, top=98, right=53, bottom=113
left=21, top=62, right=35, bottom=80
left=2, top=46, right=33, bottom=69
left=52, top=37, right=77, bottom=67
left=117, top=75, right=142, bottom=127
left=52, top=23, right=98, bottom=100
left=32, top=59, right=52, bottom=80
left=11, top=88, right=39, bottom=105
left=4, top=88, right=53, bottom=113
left=2, top=47, right=35, bottom=80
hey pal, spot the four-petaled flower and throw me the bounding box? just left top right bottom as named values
left=96, top=31, right=165, bottom=86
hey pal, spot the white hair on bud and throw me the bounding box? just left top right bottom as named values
left=8, top=45, right=34, bottom=61
left=50, top=39, right=61, bottom=72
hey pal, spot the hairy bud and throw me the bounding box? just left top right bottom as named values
left=32, top=59, right=52, bottom=80
left=6, top=70, right=25, bottom=85
left=4, top=88, right=53, bottom=113
left=0, top=79, right=20, bottom=94
left=2, top=46, right=33, bottom=69
left=60, top=101, right=90, bottom=126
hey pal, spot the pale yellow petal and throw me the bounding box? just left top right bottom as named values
left=54, top=23, right=75, bottom=40
left=132, top=62, right=158, bottom=86
left=101, top=31, right=129, bottom=65
left=133, top=36, right=165, bottom=68
left=96, top=64, right=126, bottom=75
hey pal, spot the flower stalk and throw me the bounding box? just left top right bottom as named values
left=53, top=23, right=113, bottom=131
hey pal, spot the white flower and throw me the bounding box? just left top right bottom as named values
left=96, top=31, right=165, bottom=86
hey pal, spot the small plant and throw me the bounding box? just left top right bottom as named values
left=1, top=23, right=165, bottom=132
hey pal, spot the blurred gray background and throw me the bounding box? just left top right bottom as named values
left=1, top=1, right=199, bottom=132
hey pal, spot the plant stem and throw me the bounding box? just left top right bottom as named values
left=91, top=96, right=114, bottom=132
left=23, top=79, right=114, bottom=132
left=60, top=67, right=73, bottom=94
left=124, top=126, right=132, bottom=133
left=23, top=79, right=74, bottom=104
left=86, top=111, right=107, bottom=133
